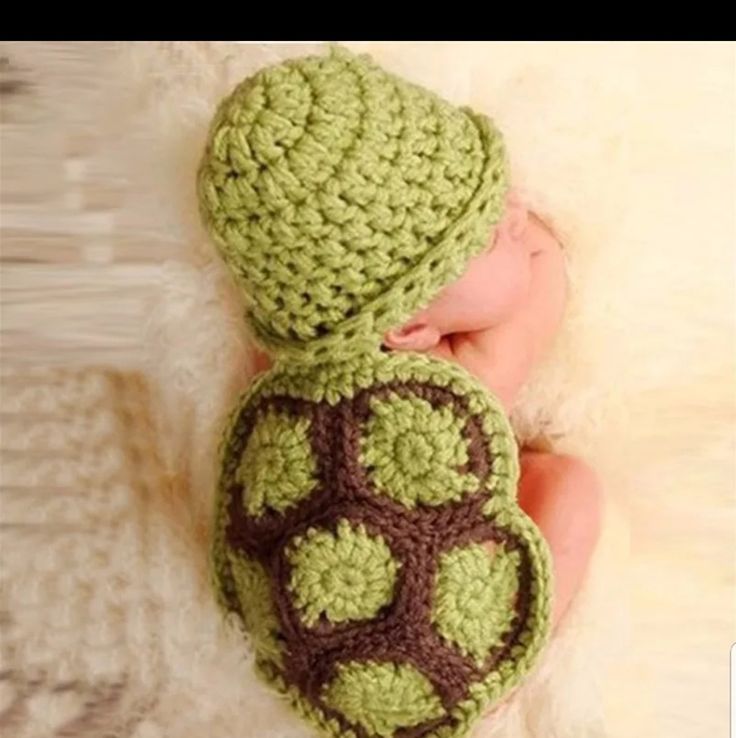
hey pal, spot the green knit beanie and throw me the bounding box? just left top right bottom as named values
left=198, top=46, right=508, bottom=361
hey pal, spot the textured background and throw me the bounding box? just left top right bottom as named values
left=1, top=41, right=734, bottom=738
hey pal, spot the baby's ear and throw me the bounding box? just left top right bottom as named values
left=383, top=321, right=441, bottom=352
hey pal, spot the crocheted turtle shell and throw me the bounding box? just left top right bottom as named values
left=212, top=352, right=552, bottom=738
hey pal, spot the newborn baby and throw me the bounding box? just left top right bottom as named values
left=254, top=193, right=602, bottom=630
left=198, top=46, right=601, bottom=738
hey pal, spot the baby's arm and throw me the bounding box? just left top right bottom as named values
left=431, top=213, right=567, bottom=412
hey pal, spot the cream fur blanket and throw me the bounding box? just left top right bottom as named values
left=3, top=42, right=734, bottom=738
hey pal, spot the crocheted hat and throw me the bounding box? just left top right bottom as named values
left=198, top=46, right=508, bottom=361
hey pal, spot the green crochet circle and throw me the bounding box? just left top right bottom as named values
left=360, top=393, right=479, bottom=508
left=237, top=408, right=317, bottom=517
left=432, top=542, right=521, bottom=665
left=322, top=661, right=444, bottom=737
left=287, top=519, right=399, bottom=627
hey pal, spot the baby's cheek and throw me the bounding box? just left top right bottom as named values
left=480, top=239, right=531, bottom=322
left=423, top=232, right=532, bottom=334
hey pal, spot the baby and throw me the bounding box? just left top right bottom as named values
left=198, top=46, right=601, bottom=738
left=253, top=195, right=602, bottom=630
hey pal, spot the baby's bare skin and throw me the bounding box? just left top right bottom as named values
left=383, top=194, right=602, bottom=629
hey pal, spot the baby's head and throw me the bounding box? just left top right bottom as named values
left=198, top=46, right=513, bottom=363
left=383, top=192, right=531, bottom=352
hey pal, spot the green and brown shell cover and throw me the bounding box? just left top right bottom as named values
left=212, top=352, right=552, bottom=738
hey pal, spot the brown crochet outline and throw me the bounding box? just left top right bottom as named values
left=224, top=382, right=533, bottom=738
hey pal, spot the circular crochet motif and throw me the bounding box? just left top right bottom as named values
left=360, top=392, right=479, bottom=508
left=322, top=661, right=445, bottom=737
left=287, top=519, right=399, bottom=627
left=432, top=543, right=521, bottom=665
left=237, top=408, right=317, bottom=517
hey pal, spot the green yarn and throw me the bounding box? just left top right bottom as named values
left=360, top=393, right=478, bottom=508
left=432, top=543, right=521, bottom=665
left=287, top=519, right=399, bottom=626
left=237, top=408, right=317, bottom=517
left=228, top=551, right=283, bottom=664
left=322, top=661, right=445, bottom=737
left=198, top=46, right=508, bottom=362
left=447, top=513, right=552, bottom=738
